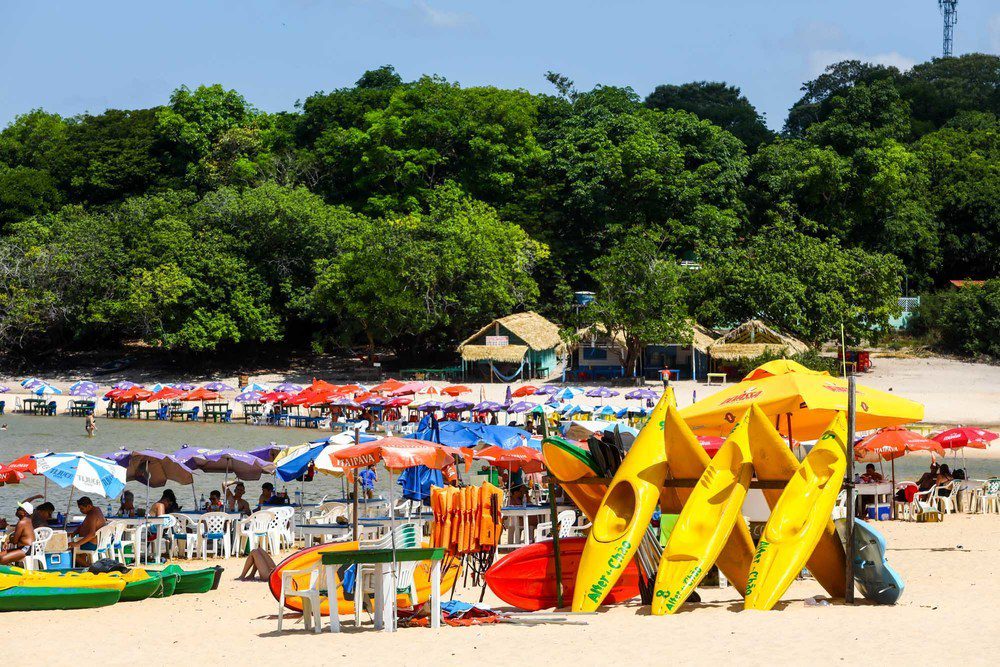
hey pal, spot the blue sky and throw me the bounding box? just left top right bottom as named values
left=1, top=0, right=998, bottom=130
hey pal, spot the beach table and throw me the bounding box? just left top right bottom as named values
left=203, top=402, right=230, bottom=422
left=21, top=398, right=49, bottom=414
left=854, top=482, right=893, bottom=519
left=501, top=504, right=564, bottom=549
left=68, top=400, right=96, bottom=416
left=321, top=547, right=444, bottom=633
left=137, top=407, right=162, bottom=420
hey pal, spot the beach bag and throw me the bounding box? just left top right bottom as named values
left=88, top=558, right=128, bottom=574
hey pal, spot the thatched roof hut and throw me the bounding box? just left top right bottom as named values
left=459, top=312, right=565, bottom=379
left=707, top=319, right=808, bottom=361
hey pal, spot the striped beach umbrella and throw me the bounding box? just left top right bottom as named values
left=36, top=452, right=126, bottom=498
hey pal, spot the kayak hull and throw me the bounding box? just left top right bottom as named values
left=746, top=405, right=847, bottom=601
left=573, top=393, right=672, bottom=612
left=836, top=519, right=904, bottom=605
left=485, top=537, right=639, bottom=611
left=653, top=412, right=753, bottom=614
left=541, top=437, right=606, bottom=521
left=0, top=586, right=121, bottom=611
left=151, top=565, right=219, bottom=594
left=745, top=413, right=848, bottom=610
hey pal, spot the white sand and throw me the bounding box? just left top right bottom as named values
left=2, top=513, right=996, bottom=666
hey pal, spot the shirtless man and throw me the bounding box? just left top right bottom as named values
left=68, top=497, right=106, bottom=565
left=0, top=502, right=35, bottom=564
left=223, top=481, right=251, bottom=515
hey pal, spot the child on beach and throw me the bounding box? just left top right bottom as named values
left=85, top=414, right=97, bottom=437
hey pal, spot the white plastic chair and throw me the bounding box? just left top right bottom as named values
left=277, top=565, right=323, bottom=633
left=533, top=510, right=585, bottom=542
left=831, top=490, right=848, bottom=520
left=236, top=511, right=276, bottom=555
left=977, top=478, right=1000, bottom=514
left=934, top=481, right=958, bottom=514
left=354, top=523, right=422, bottom=625
left=107, top=521, right=128, bottom=562
left=198, top=512, right=232, bottom=559
left=270, top=507, right=295, bottom=550
left=76, top=524, right=115, bottom=567
left=25, top=527, right=53, bottom=571
left=170, top=514, right=200, bottom=559
left=910, top=486, right=938, bottom=518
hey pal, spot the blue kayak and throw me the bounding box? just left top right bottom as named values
left=836, top=518, right=905, bottom=605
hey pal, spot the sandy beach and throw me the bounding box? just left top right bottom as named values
left=1, top=513, right=995, bottom=666
left=1, top=352, right=997, bottom=665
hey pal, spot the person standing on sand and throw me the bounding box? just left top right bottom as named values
left=85, top=413, right=97, bottom=437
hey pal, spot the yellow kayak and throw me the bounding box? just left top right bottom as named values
left=746, top=405, right=846, bottom=601
left=745, top=412, right=848, bottom=610
left=541, top=436, right=606, bottom=521
left=652, top=410, right=754, bottom=614
left=0, top=567, right=131, bottom=592
left=572, top=392, right=672, bottom=612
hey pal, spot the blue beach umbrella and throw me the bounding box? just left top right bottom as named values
left=34, top=383, right=62, bottom=396
left=20, top=378, right=42, bottom=389
left=36, top=452, right=127, bottom=499
left=553, top=387, right=583, bottom=401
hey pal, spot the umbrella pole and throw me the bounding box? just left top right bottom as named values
left=64, top=487, right=75, bottom=529
left=352, top=428, right=360, bottom=541
left=845, top=376, right=857, bottom=605
left=891, top=458, right=896, bottom=520
left=388, top=467, right=397, bottom=632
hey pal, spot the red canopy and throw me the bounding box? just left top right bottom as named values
left=114, top=387, right=152, bottom=403
left=442, top=385, right=471, bottom=397
left=329, top=437, right=468, bottom=471
left=474, top=445, right=544, bottom=473
left=932, top=427, right=998, bottom=450
left=260, top=391, right=292, bottom=404
left=511, top=385, right=538, bottom=398
left=855, top=427, right=945, bottom=462
left=147, top=387, right=185, bottom=402
left=370, top=379, right=405, bottom=394
left=386, top=397, right=413, bottom=408
left=181, top=387, right=220, bottom=401
left=7, top=454, right=39, bottom=475
left=0, top=463, right=25, bottom=484
left=334, top=384, right=364, bottom=395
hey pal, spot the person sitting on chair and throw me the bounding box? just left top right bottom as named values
left=205, top=490, right=225, bottom=511
left=224, top=481, right=251, bottom=515
left=935, top=464, right=954, bottom=496
left=860, top=464, right=884, bottom=483
left=68, top=497, right=107, bottom=564
left=31, top=502, right=55, bottom=529
left=258, top=482, right=275, bottom=508
left=118, top=490, right=136, bottom=517
left=149, top=489, right=179, bottom=517
left=0, top=502, right=35, bottom=564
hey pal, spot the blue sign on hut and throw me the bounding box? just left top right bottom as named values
left=458, top=311, right=565, bottom=383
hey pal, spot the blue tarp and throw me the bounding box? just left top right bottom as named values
left=409, top=420, right=532, bottom=450
left=397, top=465, right=443, bottom=504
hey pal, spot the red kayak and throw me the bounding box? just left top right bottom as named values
left=485, top=537, right=640, bottom=611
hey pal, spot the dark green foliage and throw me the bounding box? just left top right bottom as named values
left=0, top=57, right=997, bottom=361
left=911, top=281, right=1000, bottom=358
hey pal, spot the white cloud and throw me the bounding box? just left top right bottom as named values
left=412, top=1, right=471, bottom=29
left=808, top=50, right=917, bottom=78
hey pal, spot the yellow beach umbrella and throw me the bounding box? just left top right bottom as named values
left=680, top=360, right=923, bottom=440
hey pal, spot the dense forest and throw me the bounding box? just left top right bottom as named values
left=1, top=55, right=998, bottom=365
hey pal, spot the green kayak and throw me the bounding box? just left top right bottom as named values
left=154, top=565, right=219, bottom=595
left=120, top=573, right=163, bottom=602
left=0, top=586, right=121, bottom=611
left=152, top=572, right=179, bottom=598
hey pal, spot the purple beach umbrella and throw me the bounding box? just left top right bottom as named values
left=274, top=382, right=302, bottom=393
left=360, top=396, right=387, bottom=407
left=172, top=446, right=274, bottom=481
left=585, top=386, right=620, bottom=399
left=417, top=400, right=444, bottom=412
left=113, top=381, right=143, bottom=390
left=249, top=443, right=287, bottom=462
left=472, top=401, right=503, bottom=413
left=125, top=450, right=195, bottom=487
left=507, top=400, right=537, bottom=414
left=443, top=400, right=474, bottom=412
left=625, top=388, right=659, bottom=401
left=203, top=382, right=236, bottom=392
left=535, top=385, right=560, bottom=396
left=171, top=382, right=196, bottom=391
left=332, top=397, right=360, bottom=409
left=103, top=448, right=132, bottom=466
left=0, top=386, right=9, bottom=394
left=235, top=390, right=263, bottom=403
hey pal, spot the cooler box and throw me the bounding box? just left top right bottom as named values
left=866, top=505, right=891, bottom=521
left=44, top=551, right=73, bottom=570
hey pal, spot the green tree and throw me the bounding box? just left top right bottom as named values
left=588, top=230, right=690, bottom=375
left=912, top=281, right=1000, bottom=358
left=645, top=81, right=773, bottom=149
left=690, top=224, right=904, bottom=344
left=784, top=60, right=901, bottom=137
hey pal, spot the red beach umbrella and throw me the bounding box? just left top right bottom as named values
left=474, top=445, right=544, bottom=473
left=855, top=427, right=945, bottom=462
left=442, top=385, right=472, bottom=397
left=181, top=387, right=220, bottom=401
left=932, top=427, right=998, bottom=450
left=511, top=385, right=538, bottom=398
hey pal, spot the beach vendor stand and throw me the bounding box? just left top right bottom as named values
left=326, top=437, right=468, bottom=632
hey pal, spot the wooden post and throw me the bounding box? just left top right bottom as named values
left=547, top=476, right=563, bottom=608
left=845, top=376, right=856, bottom=604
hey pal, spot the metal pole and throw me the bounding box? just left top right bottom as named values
left=845, top=376, right=856, bottom=604
left=352, top=427, right=360, bottom=541
left=547, top=476, right=563, bottom=608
